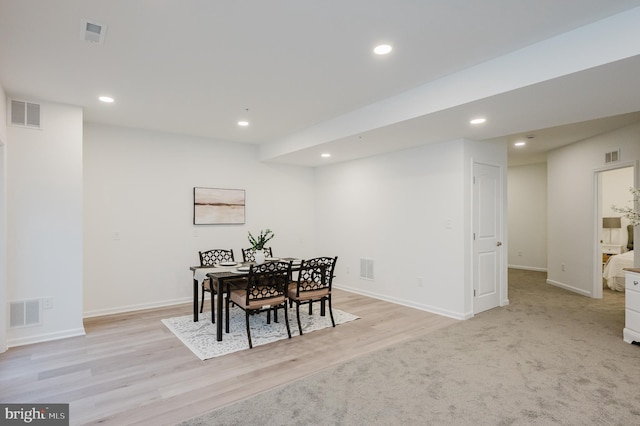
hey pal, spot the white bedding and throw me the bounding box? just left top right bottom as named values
left=603, top=250, right=634, bottom=291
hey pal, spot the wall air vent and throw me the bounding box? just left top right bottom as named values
left=10, top=100, right=41, bottom=129
left=360, top=258, right=374, bottom=280
left=605, top=149, right=620, bottom=164
left=9, top=299, right=41, bottom=328
left=80, top=18, right=107, bottom=44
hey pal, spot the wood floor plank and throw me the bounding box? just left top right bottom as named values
left=0, top=289, right=458, bottom=426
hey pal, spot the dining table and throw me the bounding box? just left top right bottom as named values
left=190, top=258, right=301, bottom=341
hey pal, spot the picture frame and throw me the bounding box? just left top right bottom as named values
left=193, top=187, right=245, bottom=225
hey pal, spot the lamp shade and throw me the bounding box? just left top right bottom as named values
left=603, top=217, right=622, bottom=229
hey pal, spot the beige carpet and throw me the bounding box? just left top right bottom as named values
left=179, top=269, right=640, bottom=425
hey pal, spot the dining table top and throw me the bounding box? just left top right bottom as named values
left=190, top=257, right=302, bottom=281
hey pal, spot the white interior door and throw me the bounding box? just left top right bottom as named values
left=473, top=163, right=502, bottom=314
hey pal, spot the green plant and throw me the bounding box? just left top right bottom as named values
left=248, top=229, right=274, bottom=250
left=612, top=187, right=640, bottom=226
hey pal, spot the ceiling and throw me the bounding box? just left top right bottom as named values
left=1, top=0, right=640, bottom=167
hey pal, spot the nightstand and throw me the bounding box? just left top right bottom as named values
left=602, top=244, right=623, bottom=265
left=602, top=244, right=623, bottom=255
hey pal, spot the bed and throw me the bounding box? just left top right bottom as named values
left=603, top=250, right=634, bottom=291
left=602, top=224, right=634, bottom=292
left=603, top=224, right=634, bottom=291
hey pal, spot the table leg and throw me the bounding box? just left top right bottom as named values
left=215, top=278, right=223, bottom=341
left=193, top=278, right=199, bottom=322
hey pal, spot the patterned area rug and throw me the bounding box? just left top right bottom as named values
left=162, top=305, right=358, bottom=360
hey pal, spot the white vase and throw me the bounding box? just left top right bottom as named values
left=254, top=250, right=265, bottom=265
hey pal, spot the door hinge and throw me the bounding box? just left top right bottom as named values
left=474, top=289, right=476, bottom=297
left=473, top=233, right=476, bottom=240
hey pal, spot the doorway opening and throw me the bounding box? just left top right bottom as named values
left=594, top=165, right=634, bottom=298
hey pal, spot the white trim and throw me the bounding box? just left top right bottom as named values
left=592, top=160, right=638, bottom=300
left=334, top=284, right=469, bottom=320
left=624, top=327, right=640, bottom=344
left=546, top=279, right=591, bottom=297
left=8, top=327, right=85, bottom=348
left=83, top=297, right=191, bottom=318
left=508, top=264, right=547, bottom=272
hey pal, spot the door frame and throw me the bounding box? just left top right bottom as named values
left=472, top=160, right=507, bottom=315
left=592, top=160, right=638, bottom=298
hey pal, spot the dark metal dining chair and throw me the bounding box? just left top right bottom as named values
left=241, top=247, right=273, bottom=262
left=287, top=256, right=337, bottom=335
left=198, top=249, right=235, bottom=317
left=226, top=260, right=292, bottom=348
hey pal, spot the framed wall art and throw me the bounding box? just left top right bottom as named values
left=193, top=187, right=245, bottom=225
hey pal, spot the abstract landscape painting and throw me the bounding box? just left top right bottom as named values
left=193, top=187, right=245, bottom=224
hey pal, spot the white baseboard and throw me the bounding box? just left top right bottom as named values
left=83, top=297, right=191, bottom=318
left=546, top=279, right=591, bottom=297
left=508, top=264, right=547, bottom=272
left=8, top=327, right=86, bottom=348
left=334, top=284, right=469, bottom=320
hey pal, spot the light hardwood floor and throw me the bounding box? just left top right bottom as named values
left=0, top=289, right=457, bottom=425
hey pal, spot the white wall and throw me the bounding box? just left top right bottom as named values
left=83, top=124, right=316, bottom=316
left=602, top=166, right=634, bottom=249
left=0, top=83, right=7, bottom=352
left=7, top=101, right=84, bottom=347
left=315, top=138, right=507, bottom=319
left=508, top=162, right=548, bottom=271
left=547, top=122, right=640, bottom=296
left=315, top=140, right=465, bottom=318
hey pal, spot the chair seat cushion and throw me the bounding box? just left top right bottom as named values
left=229, top=288, right=285, bottom=310
left=201, top=278, right=214, bottom=293
left=287, top=286, right=330, bottom=301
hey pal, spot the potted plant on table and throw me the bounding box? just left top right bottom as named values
left=248, top=229, right=274, bottom=264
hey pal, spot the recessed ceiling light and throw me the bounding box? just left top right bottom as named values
left=373, top=44, right=392, bottom=55
left=515, top=141, right=526, bottom=147
left=237, top=121, right=249, bottom=127
left=321, top=153, right=331, bottom=158
left=99, top=96, right=114, bottom=103
left=470, top=117, right=486, bottom=124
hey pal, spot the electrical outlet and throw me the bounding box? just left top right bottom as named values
left=518, top=251, right=523, bottom=257
left=561, top=263, right=565, bottom=272
left=417, top=276, right=423, bottom=287
left=42, top=297, right=53, bottom=310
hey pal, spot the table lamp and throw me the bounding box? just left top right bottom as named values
left=602, top=216, right=621, bottom=244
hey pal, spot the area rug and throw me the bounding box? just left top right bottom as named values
left=162, top=306, right=358, bottom=360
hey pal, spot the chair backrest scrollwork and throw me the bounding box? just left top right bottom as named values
left=294, top=256, right=337, bottom=297
left=199, top=249, right=234, bottom=267
left=242, top=247, right=273, bottom=262
left=246, top=260, right=291, bottom=305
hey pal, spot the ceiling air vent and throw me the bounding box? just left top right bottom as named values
left=80, top=18, right=107, bottom=44
left=10, top=100, right=41, bottom=129
left=605, top=149, right=620, bottom=164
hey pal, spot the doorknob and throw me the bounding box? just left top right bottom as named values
left=496, top=241, right=502, bottom=246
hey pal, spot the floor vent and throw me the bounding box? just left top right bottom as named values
left=9, top=299, right=41, bottom=328
left=10, top=99, right=41, bottom=129
left=605, top=149, right=620, bottom=164
left=360, top=258, right=374, bottom=280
